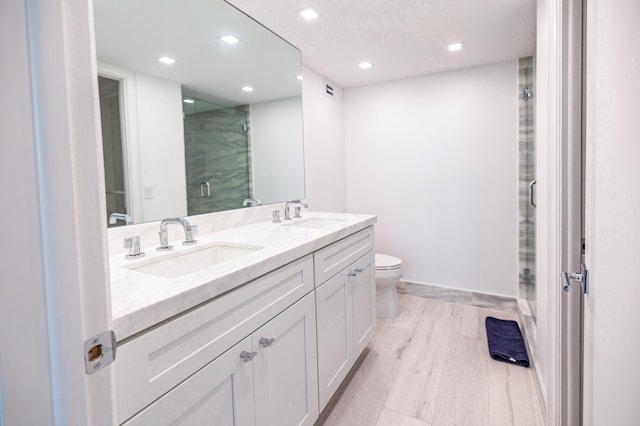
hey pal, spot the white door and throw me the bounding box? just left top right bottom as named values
left=582, top=0, right=640, bottom=424
left=1, top=0, right=115, bottom=424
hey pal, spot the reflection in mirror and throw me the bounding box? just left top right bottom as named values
left=183, top=100, right=251, bottom=215
left=98, top=76, right=128, bottom=227
left=94, top=0, right=305, bottom=226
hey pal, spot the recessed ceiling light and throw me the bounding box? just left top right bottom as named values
left=447, top=42, right=464, bottom=52
left=297, top=75, right=303, bottom=81
left=183, top=99, right=195, bottom=104
left=241, top=86, right=254, bottom=92
left=220, top=35, right=240, bottom=45
left=358, top=61, right=373, bottom=70
left=157, top=56, right=176, bottom=65
left=298, top=7, right=320, bottom=21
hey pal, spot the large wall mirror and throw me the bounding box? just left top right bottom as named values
left=94, top=0, right=305, bottom=226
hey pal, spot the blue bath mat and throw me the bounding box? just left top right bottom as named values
left=485, top=316, right=530, bottom=368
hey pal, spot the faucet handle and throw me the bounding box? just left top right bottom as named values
left=283, top=206, right=292, bottom=221
left=272, top=210, right=282, bottom=224
left=124, top=236, right=145, bottom=259
left=183, top=224, right=198, bottom=245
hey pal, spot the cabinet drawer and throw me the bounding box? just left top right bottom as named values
left=314, top=227, right=374, bottom=285
left=114, top=255, right=314, bottom=424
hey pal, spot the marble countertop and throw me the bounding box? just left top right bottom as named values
left=110, top=212, right=376, bottom=341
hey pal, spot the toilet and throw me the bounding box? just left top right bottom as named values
left=375, top=253, right=403, bottom=318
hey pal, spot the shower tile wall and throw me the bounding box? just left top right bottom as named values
left=183, top=105, right=252, bottom=215
left=518, top=57, right=536, bottom=318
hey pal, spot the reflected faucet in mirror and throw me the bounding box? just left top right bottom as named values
left=109, top=213, right=133, bottom=226
left=243, top=198, right=262, bottom=207
left=157, top=218, right=197, bottom=251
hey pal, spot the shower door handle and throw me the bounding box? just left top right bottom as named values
left=529, top=180, right=537, bottom=208
left=200, top=181, right=210, bottom=198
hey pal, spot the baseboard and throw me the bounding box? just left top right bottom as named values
left=516, top=299, right=547, bottom=422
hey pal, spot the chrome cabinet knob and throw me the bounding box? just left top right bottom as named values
left=240, top=351, right=258, bottom=362
left=259, top=337, right=276, bottom=348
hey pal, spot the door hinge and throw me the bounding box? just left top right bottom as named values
left=561, top=264, right=589, bottom=294
left=84, top=330, right=116, bottom=374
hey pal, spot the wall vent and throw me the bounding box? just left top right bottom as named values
left=325, top=82, right=334, bottom=98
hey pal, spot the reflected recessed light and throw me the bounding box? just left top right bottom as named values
left=157, top=56, right=176, bottom=65
left=183, top=99, right=195, bottom=104
left=447, top=42, right=464, bottom=52
left=221, top=35, right=240, bottom=45
left=297, top=75, right=303, bottom=81
left=298, top=7, right=320, bottom=20
left=241, top=86, right=254, bottom=92
left=358, top=61, right=373, bottom=70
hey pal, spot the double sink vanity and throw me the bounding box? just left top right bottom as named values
left=94, top=1, right=374, bottom=422
left=107, top=207, right=377, bottom=425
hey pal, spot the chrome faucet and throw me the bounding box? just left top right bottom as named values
left=109, top=212, right=133, bottom=225
left=284, top=200, right=309, bottom=220
left=157, top=217, right=197, bottom=251
left=242, top=198, right=262, bottom=207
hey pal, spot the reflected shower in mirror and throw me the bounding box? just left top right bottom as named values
left=94, top=0, right=305, bottom=226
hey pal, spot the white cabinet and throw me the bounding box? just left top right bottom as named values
left=122, top=336, right=256, bottom=425
left=349, top=252, right=376, bottom=357
left=121, top=292, right=318, bottom=426
left=114, top=256, right=314, bottom=424
left=316, top=250, right=375, bottom=410
left=253, top=292, right=318, bottom=426
left=115, top=226, right=376, bottom=425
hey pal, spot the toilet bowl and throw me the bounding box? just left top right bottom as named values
left=375, top=253, right=403, bottom=318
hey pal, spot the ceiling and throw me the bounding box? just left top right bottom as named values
left=94, top=0, right=302, bottom=106
left=227, top=0, right=536, bottom=88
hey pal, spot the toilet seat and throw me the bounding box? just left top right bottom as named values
left=375, top=253, right=402, bottom=271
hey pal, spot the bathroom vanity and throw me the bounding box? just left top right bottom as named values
left=107, top=209, right=376, bottom=425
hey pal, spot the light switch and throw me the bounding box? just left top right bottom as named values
left=143, top=184, right=154, bottom=199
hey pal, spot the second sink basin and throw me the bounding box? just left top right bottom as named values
left=283, top=217, right=346, bottom=229
left=126, top=242, right=263, bottom=279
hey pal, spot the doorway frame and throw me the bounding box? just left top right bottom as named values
left=98, top=64, right=143, bottom=224
left=535, top=0, right=574, bottom=424
left=0, top=0, right=115, bottom=423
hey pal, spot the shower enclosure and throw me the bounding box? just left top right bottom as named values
left=183, top=99, right=253, bottom=215
left=519, top=57, right=536, bottom=319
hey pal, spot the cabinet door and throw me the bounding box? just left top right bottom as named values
left=315, top=271, right=352, bottom=411
left=122, top=337, right=255, bottom=426
left=253, top=292, right=319, bottom=426
left=350, top=251, right=376, bottom=356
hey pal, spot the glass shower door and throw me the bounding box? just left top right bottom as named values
left=519, top=57, right=536, bottom=319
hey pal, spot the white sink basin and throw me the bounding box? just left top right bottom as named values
left=284, top=217, right=346, bottom=229
left=126, top=242, right=263, bottom=279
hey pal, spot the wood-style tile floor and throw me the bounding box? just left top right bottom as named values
left=317, top=294, right=543, bottom=426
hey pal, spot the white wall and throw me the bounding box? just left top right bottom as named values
left=135, top=73, right=188, bottom=222
left=250, top=96, right=305, bottom=204
left=301, top=65, right=347, bottom=212
left=345, top=62, right=519, bottom=297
